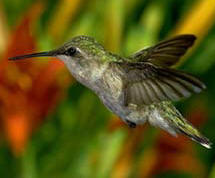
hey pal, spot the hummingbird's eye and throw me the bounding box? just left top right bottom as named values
left=65, top=47, right=77, bottom=56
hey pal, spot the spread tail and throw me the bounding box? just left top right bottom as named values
left=148, top=101, right=212, bottom=149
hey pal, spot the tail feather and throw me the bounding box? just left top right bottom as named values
left=148, top=101, right=212, bottom=149
left=177, top=127, right=212, bottom=149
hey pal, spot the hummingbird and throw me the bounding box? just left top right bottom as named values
left=9, top=34, right=212, bottom=148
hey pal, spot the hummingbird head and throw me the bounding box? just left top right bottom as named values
left=9, top=35, right=111, bottom=84
left=9, top=35, right=107, bottom=63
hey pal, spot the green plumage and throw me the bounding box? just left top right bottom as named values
left=148, top=101, right=211, bottom=148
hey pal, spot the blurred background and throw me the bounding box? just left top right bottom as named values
left=0, top=0, right=215, bottom=177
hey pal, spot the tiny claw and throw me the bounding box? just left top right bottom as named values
left=126, top=120, right=136, bottom=128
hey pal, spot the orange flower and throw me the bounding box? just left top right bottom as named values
left=0, top=2, right=70, bottom=156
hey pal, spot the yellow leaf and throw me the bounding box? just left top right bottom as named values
left=48, top=0, right=83, bottom=43
left=0, top=3, right=8, bottom=55
left=173, top=0, right=215, bottom=65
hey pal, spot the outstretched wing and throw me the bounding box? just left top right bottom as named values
left=118, top=62, right=205, bottom=106
left=128, top=34, right=196, bottom=67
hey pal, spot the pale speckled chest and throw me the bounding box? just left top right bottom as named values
left=95, top=63, right=124, bottom=100
left=60, top=54, right=124, bottom=100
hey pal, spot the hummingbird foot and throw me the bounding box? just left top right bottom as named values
left=125, top=119, right=136, bottom=128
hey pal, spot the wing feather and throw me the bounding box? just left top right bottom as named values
left=118, top=62, right=205, bottom=106
left=144, top=80, right=160, bottom=102
left=128, top=34, right=196, bottom=67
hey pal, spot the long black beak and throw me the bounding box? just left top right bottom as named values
left=9, top=50, right=56, bottom=61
